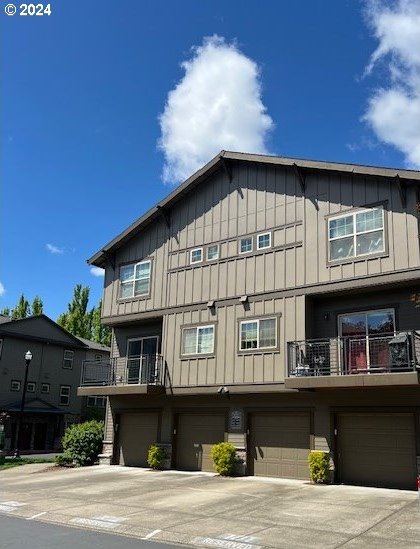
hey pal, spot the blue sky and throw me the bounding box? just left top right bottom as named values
left=1, top=1, right=419, bottom=319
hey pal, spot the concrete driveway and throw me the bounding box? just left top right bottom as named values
left=1, top=464, right=419, bottom=549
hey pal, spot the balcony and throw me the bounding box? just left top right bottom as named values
left=78, top=355, right=166, bottom=396
left=285, top=331, right=420, bottom=390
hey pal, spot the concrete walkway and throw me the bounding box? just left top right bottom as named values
left=1, top=464, right=419, bottom=548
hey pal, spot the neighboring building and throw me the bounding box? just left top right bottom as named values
left=79, top=151, right=420, bottom=489
left=0, top=314, right=110, bottom=453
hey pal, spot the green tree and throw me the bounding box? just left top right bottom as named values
left=11, top=294, right=31, bottom=319
left=91, top=300, right=111, bottom=346
left=0, top=307, right=10, bottom=317
left=31, top=296, right=43, bottom=316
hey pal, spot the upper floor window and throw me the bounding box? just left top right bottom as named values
left=63, top=350, right=74, bottom=369
left=26, top=382, right=36, bottom=393
left=95, top=354, right=102, bottom=361
left=207, top=244, right=219, bottom=261
left=240, top=237, right=253, bottom=254
left=59, top=385, right=71, bottom=406
left=328, top=206, right=385, bottom=262
left=182, top=325, right=215, bottom=356
left=87, top=396, right=106, bottom=407
left=11, top=380, right=21, bottom=392
left=190, top=248, right=203, bottom=264
left=239, top=317, right=277, bottom=351
left=120, top=260, right=151, bottom=298
left=41, top=383, right=50, bottom=394
left=257, top=232, right=271, bottom=250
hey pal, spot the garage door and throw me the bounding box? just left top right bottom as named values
left=337, top=413, right=417, bottom=490
left=249, top=412, right=311, bottom=479
left=118, top=412, right=159, bottom=467
left=175, top=413, right=225, bottom=472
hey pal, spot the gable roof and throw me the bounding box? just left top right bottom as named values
left=88, top=150, right=420, bottom=268
left=77, top=336, right=110, bottom=352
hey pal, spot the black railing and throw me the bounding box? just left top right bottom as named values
left=287, top=332, right=420, bottom=377
left=80, top=355, right=165, bottom=386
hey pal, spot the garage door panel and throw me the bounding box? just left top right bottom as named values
left=338, top=413, right=416, bottom=490
left=119, top=412, right=159, bottom=467
left=250, top=412, right=311, bottom=480
left=176, top=413, right=225, bottom=472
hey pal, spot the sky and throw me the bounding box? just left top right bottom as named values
left=1, top=0, right=419, bottom=319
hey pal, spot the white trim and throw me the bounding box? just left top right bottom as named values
left=206, top=244, right=219, bottom=261
left=11, top=380, right=21, bottom=392
left=190, top=248, right=203, bottom=264
left=257, top=232, right=271, bottom=250
left=62, top=349, right=74, bottom=369
left=239, top=236, right=253, bottom=254
left=59, top=385, right=71, bottom=406
left=239, top=317, right=277, bottom=351
left=119, top=259, right=152, bottom=298
left=181, top=324, right=215, bottom=356
left=41, top=383, right=50, bottom=394
left=26, top=382, right=36, bottom=393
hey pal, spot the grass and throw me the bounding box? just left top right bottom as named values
left=0, top=457, right=56, bottom=470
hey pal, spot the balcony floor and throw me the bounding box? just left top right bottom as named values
left=285, top=371, right=420, bottom=390
left=78, top=384, right=166, bottom=396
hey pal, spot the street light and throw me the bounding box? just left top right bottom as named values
left=14, top=350, right=33, bottom=458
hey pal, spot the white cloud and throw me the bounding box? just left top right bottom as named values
left=363, top=0, right=420, bottom=167
left=46, top=243, right=64, bottom=255
left=158, top=35, right=274, bottom=184
left=90, top=266, right=105, bottom=277
left=0, top=282, right=5, bottom=297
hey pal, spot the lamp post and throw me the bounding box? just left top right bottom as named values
left=14, top=350, right=32, bottom=458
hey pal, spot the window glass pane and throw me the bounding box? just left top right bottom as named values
left=258, top=233, right=271, bottom=249
left=120, top=264, right=135, bottom=283
left=128, top=340, right=142, bottom=357
left=356, top=230, right=384, bottom=255
left=120, top=281, right=134, bottom=298
left=240, top=238, right=252, bottom=253
left=197, top=326, right=214, bottom=354
left=182, top=328, right=197, bottom=354
left=339, top=314, right=366, bottom=337
left=356, top=208, right=383, bottom=233
left=329, top=216, right=353, bottom=239
left=191, top=249, right=202, bottom=263
left=367, top=311, right=394, bottom=335
left=207, top=245, right=219, bottom=260
left=330, top=236, right=354, bottom=260
left=134, top=278, right=150, bottom=296
left=240, top=322, right=258, bottom=349
left=259, top=318, right=276, bottom=348
left=135, top=261, right=150, bottom=279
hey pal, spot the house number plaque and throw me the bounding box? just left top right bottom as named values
left=230, top=410, right=243, bottom=431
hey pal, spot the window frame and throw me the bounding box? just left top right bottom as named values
left=327, top=205, right=386, bottom=263
left=206, top=244, right=219, bottom=261
left=87, top=396, right=106, bottom=408
left=181, top=324, right=216, bottom=357
left=11, top=380, right=21, bottom=392
left=239, top=236, right=253, bottom=254
left=257, top=232, right=272, bottom=250
left=118, top=259, right=152, bottom=300
left=190, top=248, right=203, bottom=264
left=26, top=382, right=36, bottom=393
left=59, top=385, right=71, bottom=406
left=41, top=383, right=50, bottom=394
left=62, top=349, right=74, bottom=369
left=238, top=316, right=278, bottom=353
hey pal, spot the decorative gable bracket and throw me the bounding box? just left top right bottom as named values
left=293, top=163, right=306, bottom=194
left=395, top=174, right=407, bottom=209
left=156, top=205, right=171, bottom=228
left=220, top=156, right=233, bottom=183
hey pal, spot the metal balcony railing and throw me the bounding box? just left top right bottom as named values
left=80, top=355, right=165, bottom=386
left=287, top=331, right=420, bottom=378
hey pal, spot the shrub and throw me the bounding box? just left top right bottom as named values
left=55, top=453, right=74, bottom=466
left=308, top=451, right=330, bottom=483
left=61, top=420, right=104, bottom=466
left=147, top=444, right=168, bottom=470
left=211, top=442, right=237, bottom=476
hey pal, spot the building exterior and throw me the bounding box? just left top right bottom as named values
left=0, top=314, right=110, bottom=453
left=79, top=151, right=420, bottom=489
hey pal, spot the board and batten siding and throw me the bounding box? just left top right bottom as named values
left=162, top=295, right=305, bottom=387
left=102, top=161, right=420, bottom=320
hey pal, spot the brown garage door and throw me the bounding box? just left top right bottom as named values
left=249, top=412, right=311, bottom=479
left=337, top=413, right=417, bottom=490
left=118, top=412, right=159, bottom=467
left=175, top=413, right=225, bottom=472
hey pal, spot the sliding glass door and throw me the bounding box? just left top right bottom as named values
left=127, top=336, right=159, bottom=383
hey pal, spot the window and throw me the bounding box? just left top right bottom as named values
left=257, top=232, right=271, bottom=250
left=239, top=318, right=277, bottom=351
left=41, top=383, right=50, bottom=394
left=63, top=350, right=74, bottom=369
left=59, top=385, right=71, bottom=406
left=26, top=382, right=36, bottom=393
left=95, top=354, right=102, bottom=361
left=240, top=237, right=253, bottom=254
left=11, top=380, right=21, bottom=391
left=182, top=325, right=215, bottom=356
left=87, top=396, right=106, bottom=407
left=119, top=260, right=152, bottom=299
left=190, top=248, right=203, bottom=264
left=207, top=244, right=219, bottom=261
left=328, top=206, right=385, bottom=262
left=0, top=339, right=3, bottom=359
